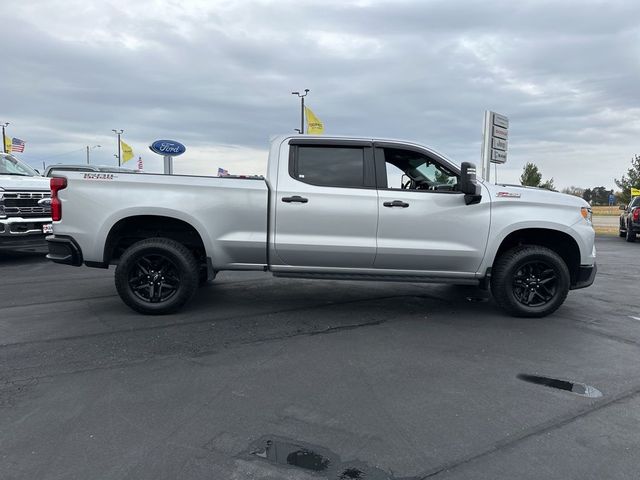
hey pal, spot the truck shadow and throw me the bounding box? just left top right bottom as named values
left=185, top=277, right=500, bottom=326
left=0, top=249, right=48, bottom=265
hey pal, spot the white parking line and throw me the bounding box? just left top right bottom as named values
left=630, top=316, right=640, bottom=321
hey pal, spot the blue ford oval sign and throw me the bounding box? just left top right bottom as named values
left=149, top=140, right=186, bottom=156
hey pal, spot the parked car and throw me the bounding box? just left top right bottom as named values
left=46, top=135, right=596, bottom=317
left=0, top=153, right=51, bottom=251
left=619, top=196, right=640, bottom=242
left=44, top=164, right=138, bottom=177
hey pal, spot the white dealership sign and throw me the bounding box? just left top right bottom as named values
left=481, top=111, right=509, bottom=181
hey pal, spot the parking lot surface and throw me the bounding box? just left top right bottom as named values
left=1, top=236, right=639, bottom=479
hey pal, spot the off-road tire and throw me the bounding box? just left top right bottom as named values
left=491, top=245, right=570, bottom=318
left=626, top=223, right=636, bottom=242
left=115, top=237, right=199, bottom=315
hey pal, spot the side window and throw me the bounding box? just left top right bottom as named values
left=380, top=147, right=459, bottom=192
left=292, top=146, right=367, bottom=188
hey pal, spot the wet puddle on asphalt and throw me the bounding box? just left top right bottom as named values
left=246, top=377, right=602, bottom=477
left=248, top=436, right=418, bottom=479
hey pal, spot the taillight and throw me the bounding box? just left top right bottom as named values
left=50, top=177, right=67, bottom=221
left=633, top=208, right=640, bottom=222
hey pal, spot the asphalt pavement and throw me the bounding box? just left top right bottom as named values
left=1, top=236, right=639, bottom=480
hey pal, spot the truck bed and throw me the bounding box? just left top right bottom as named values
left=56, top=172, right=269, bottom=269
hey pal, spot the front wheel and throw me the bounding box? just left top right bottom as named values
left=491, top=245, right=570, bottom=318
left=115, top=238, right=199, bottom=315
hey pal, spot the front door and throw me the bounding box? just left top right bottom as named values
left=373, top=144, right=490, bottom=273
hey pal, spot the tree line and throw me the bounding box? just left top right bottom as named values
left=518, top=154, right=640, bottom=205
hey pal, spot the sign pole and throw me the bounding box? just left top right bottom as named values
left=163, top=155, right=173, bottom=175
left=481, top=111, right=492, bottom=182
left=1, top=122, right=8, bottom=154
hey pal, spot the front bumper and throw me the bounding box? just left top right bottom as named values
left=46, top=235, right=83, bottom=266
left=570, top=263, right=597, bottom=290
left=0, top=216, right=51, bottom=236
left=0, top=216, right=51, bottom=250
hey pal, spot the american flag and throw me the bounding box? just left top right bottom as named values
left=217, top=167, right=229, bottom=177
left=11, top=138, right=25, bottom=153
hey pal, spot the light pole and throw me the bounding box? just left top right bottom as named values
left=86, top=144, right=101, bottom=164
left=291, top=89, right=309, bottom=134
left=1, top=122, right=9, bottom=153
left=112, top=129, right=123, bottom=166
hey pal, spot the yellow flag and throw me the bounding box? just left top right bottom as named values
left=304, top=106, right=324, bottom=135
left=120, top=140, right=134, bottom=163
left=631, top=187, right=640, bottom=197
left=3, top=135, right=11, bottom=154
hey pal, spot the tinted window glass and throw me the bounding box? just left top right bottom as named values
left=632, top=197, right=640, bottom=208
left=295, top=147, right=364, bottom=188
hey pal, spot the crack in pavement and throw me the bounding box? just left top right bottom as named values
left=1, top=318, right=390, bottom=384
left=0, top=291, right=447, bottom=349
left=420, top=382, right=640, bottom=478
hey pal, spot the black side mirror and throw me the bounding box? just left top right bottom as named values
left=460, top=162, right=482, bottom=205
left=619, top=205, right=626, bottom=210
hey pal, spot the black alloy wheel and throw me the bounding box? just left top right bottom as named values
left=128, top=253, right=180, bottom=303
left=512, top=261, right=558, bottom=308
left=115, top=238, right=199, bottom=315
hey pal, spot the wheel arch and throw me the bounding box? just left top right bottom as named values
left=103, top=214, right=208, bottom=265
left=490, top=228, right=582, bottom=285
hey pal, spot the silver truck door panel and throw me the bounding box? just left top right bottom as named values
left=275, top=186, right=378, bottom=268
left=274, top=142, right=378, bottom=268
left=373, top=144, right=490, bottom=273
left=375, top=189, right=490, bottom=272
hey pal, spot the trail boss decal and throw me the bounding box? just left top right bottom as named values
left=83, top=173, right=115, bottom=180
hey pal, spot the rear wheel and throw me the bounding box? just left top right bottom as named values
left=115, top=238, right=199, bottom=314
left=491, top=245, right=570, bottom=318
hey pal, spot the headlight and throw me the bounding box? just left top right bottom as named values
left=581, top=207, right=592, bottom=223
left=0, top=189, right=5, bottom=218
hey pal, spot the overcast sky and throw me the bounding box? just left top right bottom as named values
left=2, top=0, right=639, bottom=189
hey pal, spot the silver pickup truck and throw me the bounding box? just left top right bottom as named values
left=1, top=153, right=52, bottom=250
left=46, top=135, right=596, bottom=317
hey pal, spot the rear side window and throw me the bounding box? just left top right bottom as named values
left=292, top=146, right=366, bottom=188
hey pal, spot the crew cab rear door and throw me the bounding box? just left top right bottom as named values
left=273, top=139, right=378, bottom=268
left=373, top=143, right=490, bottom=274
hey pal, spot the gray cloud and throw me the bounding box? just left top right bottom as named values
left=1, top=0, right=639, bottom=188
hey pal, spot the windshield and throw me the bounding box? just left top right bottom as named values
left=0, top=154, right=38, bottom=176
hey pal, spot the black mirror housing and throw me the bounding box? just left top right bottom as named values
left=620, top=205, right=626, bottom=210
left=460, top=162, right=482, bottom=205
